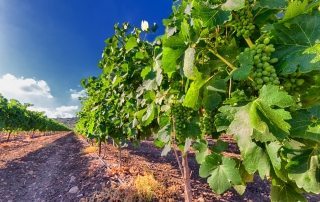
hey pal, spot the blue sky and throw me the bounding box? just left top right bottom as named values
left=0, top=0, right=172, bottom=117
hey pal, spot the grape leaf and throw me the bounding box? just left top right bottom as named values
left=249, top=85, right=294, bottom=140
left=266, top=142, right=282, bottom=170
left=142, top=103, right=156, bottom=126
left=286, top=150, right=320, bottom=194
left=271, top=178, right=307, bottom=202
left=141, top=66, right=152, bottom=79
left=200, top=154, right=242, bottom=194
left=125, top=36, right=138, bottom=52
left=192, top=2, right=232, bottom=28
left=202, top=79, right=225, bottom=111
left=233, top=50, right=254, bottom=80
left=161, top=143, right=172, bottom=156
left=310, top=104, right=320, bottom=117
left=252, top=129, right=277, bottom=142
left=192, top=140, right=209, bottom=164
left=199, top=153, right=222, bottom=178
left=289, top=106, right=320, bottom=142
left=228, top=106, right=271, bottom=178
left=258, top=85, right=294, bottom=108
left=272, top=12, right=320, bottom=74
left=215, top=106, right=238, bottom=132
left=193, top=140, right=210, bottom=164
left=162, top=35, right=186, bottom=49
left=233, top=185, right=246, bottom=195
left=162, top=47, right=185, bottom=77
left=183, top=47, right=201, bottom=80
left=183, top=78, right=207, bottom=109
left=221, top=0, right=245, bottom=11
left=257, top=0, right=287, bottom=9
left=181, top=19, right=190, bottom=40
left=156, top=124, right=171, bottom=144
left=142, top=79, right=157, bottom=91
left=253, top=102, right=292, bottom=139
left=212, top=139, right=229, bottom=153
left=202, top=91, right=222, bottom=112
left=207, top=157, right=242, bottom=194
left=283, top=0, right=308, bottom=21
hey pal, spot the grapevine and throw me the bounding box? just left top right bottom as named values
left=0, top=94, right=69, bottom=141
left=76, top=0, right=320, bottom=201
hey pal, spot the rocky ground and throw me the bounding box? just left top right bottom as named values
left=0, top=132, right=319, bottom=202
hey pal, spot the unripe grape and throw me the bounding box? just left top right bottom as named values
left=256, top=78, right=263, bottom=84
left=265, top=66, right=273, bottom=72
left=263, top=38, right=270, bottom=45
left=262, top=56, right=269, bottom=61
left=270, top=58, right=278, bottom=63
left=257, top=63, right=263, bottom=68
left=263, top=77, right=270, bottom=82
left=284, top=82, right=292, bottom=88
left=296, top=79, right=305, bottom=86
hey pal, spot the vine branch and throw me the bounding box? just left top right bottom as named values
left=244, top=37, right=254, bottom=48
left=208, top=48, right=237, bottom=70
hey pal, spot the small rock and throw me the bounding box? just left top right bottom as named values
left=197, top=197, right=205, bottom=202
left=69, top=186, right=79, bottom=194
left=27, top=171, right=34, bottom=175
left=70, top=176, right=76, bottom=183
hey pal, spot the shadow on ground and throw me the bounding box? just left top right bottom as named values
left=0, top=132, right=108, bottom=202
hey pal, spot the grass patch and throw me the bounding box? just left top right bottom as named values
left=82, top=146, right=98, bottom=154
left=133, top=173, right=161, bottom=201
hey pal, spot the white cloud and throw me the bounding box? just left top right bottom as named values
left=0, top=73, right=81, bottom=118
left=56, top=105, right=79, bottom=118
left=0, top=73, right=54, bottom=105
left=29, top=105, right=79, bottom=118
left=70, top=89, right=86, bottom=100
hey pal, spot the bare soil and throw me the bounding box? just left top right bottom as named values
left=0, top=132, right=319, bottom=202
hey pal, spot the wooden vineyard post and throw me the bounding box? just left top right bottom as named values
left=182, top=152, right=192, bottom=202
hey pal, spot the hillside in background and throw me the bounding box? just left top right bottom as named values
left=54, top=118, right=77, bottom=130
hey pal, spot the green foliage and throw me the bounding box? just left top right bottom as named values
left=0, top=94, right=69, bottom=133
left=232, top=50, right=254, bottom=80
left=199, top=154, right=242, bottom=194
left=76, top=1, right=320, bottom=201
left=272, top=12, right=320, bottom=74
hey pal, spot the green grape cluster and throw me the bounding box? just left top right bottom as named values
left=234, top=2, right=255, bottom=38
left=171, top=103, right=192, bottom=137
left=249, top=37, right=280, bottom=90
left=282, top=72, right=305, bottom=92
left=200, top=111, right=215, bottom=135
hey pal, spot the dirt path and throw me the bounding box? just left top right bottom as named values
left=0, top=132, right=105, bottom=202
left=1, top=133, right=319, bottom=202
